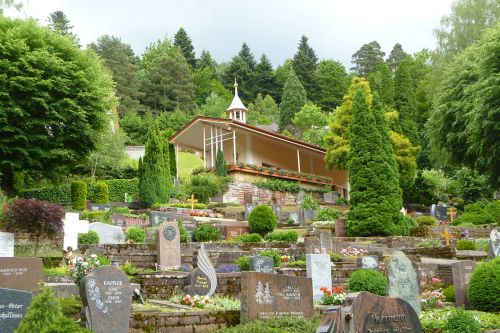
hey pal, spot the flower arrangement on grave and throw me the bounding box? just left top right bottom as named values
left=67, top=254, right=100, bottom=284
left=280, top=255, right=291, bottom=263
left=319, top=286, right=346, bottom=305
left=181, top=294, right=214, bottom=309
left=420, top=289, right=446, bottom=310
left=340, top=247, right=369, bottom=257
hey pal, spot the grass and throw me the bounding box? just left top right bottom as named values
left=44, top=266, right=70, bottom=276
left=178, top=151, right=203, bottom=178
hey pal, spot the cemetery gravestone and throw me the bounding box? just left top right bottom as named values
left=185, top=244, right=217, bottom=296
left=149, top=211, right=172, bottom=227
left=63, top=212, right=89, bottom=250
left=451, top=260, right=476, bottom=308
left=335, top=218, right=346, bottom=237
left=0, top=232, right=14, bottom=257
left=240, top=272, right=314, bottom=322
left=272, top=204, right=282, bottom=220
left=0, top=288, right=32, bottom=333
left=249, top=256, right=274, bottom=273
left=244, top=204, right=256, bottom=220
left=89, top=222, right=125, bottom=244
left=157, top=221, right=181, bottom=269
left=288, top=212, right=299, bottom=224
left=306, top=254, right=332, bottom=301
left=388, top=251, right=422, bottom=314
left=0, top=258, right=43, bottom=292
left=435, top=205, right=448, bottom=221
left=357, top=255, right=378, bottom=269
left=80, top=266, right=132, bottom=333
left=243, top=192, right=253, bottom=205
left=224, top=225, right=250, bottom=240
left=488, top=228, right=500, bottom=258
left=90, top=203, right=112, bottom=211
left=305, top=230, right=332, bottom=254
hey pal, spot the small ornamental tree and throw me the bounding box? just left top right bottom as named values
left=248, top=205, right=277, bottom=236
left=71, top=181, right=87, bottom=211
left=215, top=149, right=227, bottom=176
left=93, top=181, right=109, bottom=204
left=2, top=199, right=64, bottom=256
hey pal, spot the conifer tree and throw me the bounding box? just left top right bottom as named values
left=386, top=43, right=407, bottom=71
left=254, top=54, right=279, bottom=101
left=279, top=69, right=307, bottom=130
left=368, top=62, right=394, bottom=108
left=223, top=43, right=256, bottom=100
left=215, top=150, right=227, bottom=176
left=47, top=10, right=78, bottom=41
left=292, top=35, right=318, bottom=99
left=394, top=57, right=419, bottom=144
left=313, top=59, right=349, bottom=111
left=351, top=41, right=385, bottom=77
left=174, top=27, right=196, bottom=68
left=196, top=49, right=218, bottom=73
left=347, top=89, right=407, bottom=236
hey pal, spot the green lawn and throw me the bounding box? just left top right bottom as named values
left=178, top=151, right=203, bottom=179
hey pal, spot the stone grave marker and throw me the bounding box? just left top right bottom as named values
left=240, top=272, right=314, bottom=322
left=224, top=224, right=250, bottom=240
left=356, top=255, right=378, bottom=269
left=388, top=251, right=421, bottom=314
left=488, top=228, right=500, bottom=258
left=243, top=191, right=253, bottom=205
left=249, top=256, right=274, bottom=273
left=451, top=260, right=476, bottom=308
left=316, top=292, right=422, bottom=333
left=244, top=204, right=256, bottom=220
left=89, top=222, right=125, bottom=244
left=335, top=218, right=346, bottom=237
left=305, top=230, right=332, bottom=254
left=0, top=288, right=33, bottom=333
left=157, top=221, right=181, bottom=269
left=306, top=254, right=332, bottom=302
left=272, top=204, right=282, bottom=219
left=435, top=204, right=448, bottom=221
left=63, top=212, right=89, bottom=250
left=0, top=231, right=14, bottom=257
left=80, top=266, right=132, bottom=333
left=90, top=203, right=113, bottom=211
left=0, top=257, right=43, bottom=292
left=149, top=211, right=172, bottom=227
left=288, top=212, right=299, bottom=224
left=185, top=244, right=217, bottom=296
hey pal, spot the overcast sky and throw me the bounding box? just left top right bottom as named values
left=5, top=0, right=453, bottom=68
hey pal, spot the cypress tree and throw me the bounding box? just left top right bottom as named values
left=394, top=57, right=418, bottom=144
left=215, top=150, right=227, bottom=176
left=173, top=27, right=196, bottom=68
left=346, top=89, right=407, bottom=236
left=279, top=69, right=307, bottom=130
left=169, top=143, right=176, bottom=181
left=292, top=35, right=318, bottom=99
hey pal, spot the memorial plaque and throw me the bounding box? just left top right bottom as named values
left=249, top=256, right=274, bottom=273
left=224, top=225, right=250, bottom=240
left=388, top=251, right=421, bottom=314
left=488, top=228, right=500, bottom=258
left=0, top=232, right=14, bottom=257
left=185, top=244, right=217, bottom=296
left=357, top=255, right=379, bottom=269
left=451, top=260, right=476, bottom=308
left=0, top=258, right=43, bottom=292
left=157, top=221, right=181, bottom=269
left=241, top=272, right=314, bottom=322
left=306, top=254, right=332, bottom=301
left=0, top=288, right=32, bottom=333
left=80, top=266, right=132, bottom=333
left=89, top=222, right=125, bottom=244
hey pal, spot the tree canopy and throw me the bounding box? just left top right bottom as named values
left=351, top=41, right=385, bottom=77
left=279, top=69, right=307, bottom=130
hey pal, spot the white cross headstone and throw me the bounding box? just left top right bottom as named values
left=63, top=212, right=89, bottom=250
left=0, top=231, right=14, bottom=257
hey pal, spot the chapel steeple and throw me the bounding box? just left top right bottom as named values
left=226, top=79, right=247, bottom=123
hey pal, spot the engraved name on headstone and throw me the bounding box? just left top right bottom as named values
left=185, top=244, right=217, bottom=296
left=306, top=254, right=332, bottom=301
left=0, top=257, right=43, bottom=292
left=249, top=256, right=274, bottom=274
left=0, top=288, right=32, bottom=333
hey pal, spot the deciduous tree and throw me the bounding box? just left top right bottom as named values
left=313, top=60, right=349, bottom=111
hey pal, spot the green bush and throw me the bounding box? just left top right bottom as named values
left=468, top=257, right=500, bottom=312
left=215, top=315, right=320, bottom=333
left=415, top=216, right=437, bottom=226
left=235, top=256, right=250, bottom=271
left=264, top=230, right=299, bottom=242
left=248, top=205, right=277, bottom=236
left=192, top=223, right=221, bottom=242
left=258, top=249, right=281, bottom=267
left=420, top=308, right=500, bottom=333
left=443, top=307, right=481, bottom=333
left=18, top=184, right=72, bottom=204
left=78, top=230, right=99, bottom=245
left=235, top=233, right=263, bottom=243
left=121, top=261, right=139, bottom=277
left=80, top=210, right=106, bottom=222
left=178, top=222, right=190, bottom=243
left=443, top=285, right=455, bottom=302
left=125, top=227, right=146, bottom=243
left=188, top=173, right=231, bottom=203
left=301, top=194, right=318, bottom=210
left=96, top=255, right=110, bottom=265
left=59, top=296, right=82, bottom=316
left=416, top=238, right=441, bottom=248
left=316, top=207, right=340, bottom=221
left=285, top=260, right=306, bottom=267
left=215, top=149, right=228, bottom=176
left=336, top=197, right=349, bottom=206
left=93, top=181, right=109, bottom=204
left=105, top=178, right=138, bottom=202
left=71, top=181, right=87, bottom=211
left=456, top=239, right=477, bottom=250
left=253, top=179, right=302, bottom=194
left=474, top=238, right=489, bottom=252
left=348, top=269, right=388, bottom=296
left=455, top=200, right=500, bottom=226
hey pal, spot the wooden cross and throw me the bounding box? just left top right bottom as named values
left=447, top=207, right=457, bottom=224
left=440, top=227, right=455, bottom=246
left=189, top=194, right=198, bottom=211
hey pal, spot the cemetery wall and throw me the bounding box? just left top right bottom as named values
left=411, top=225, right=494, bottom=238
left=403, top=246, right=455, bottom=260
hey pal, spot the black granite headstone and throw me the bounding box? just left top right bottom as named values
left=0, top=288, right=32, bottom=333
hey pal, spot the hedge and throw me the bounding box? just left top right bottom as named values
left=19, top=179, right=138, bottom=204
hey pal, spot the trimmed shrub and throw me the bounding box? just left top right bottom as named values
left=93, top=181, right=109, bottom=204
left=59, top=296, right=82, bottom=316
left=348, top=269, right=388, bottom=296
left=443, top=285, right=455, bottom=302
left=235, top=233, right=263, bottom=243
left=301, top=194, right=318, bottom=210
left=330, top=253, right=342, bottom=262
left=192, top=223, right=221, bottom=242
left=443, top=307, right=481, bottom=333
left=125, top=227, right=146, bottom=243
left=215, top=149, right=228, bottom=176
left=106, top=178, right=138, bottom=202
left=71, top=181, right=87, bottom=211
left=19, top=184, right=71, bottom=204
left=235, top=256, right=250, bottom=271
left=316, top=207, right=340, bottom=221
left=78, top=231, right=99, bottom=245
left=258, top=249, right=281, bottom=267
left=416, top=216, right=437, bottom=226
left=468, top=257, right=500, bottom=312
left=248, top=205, right=277, bottom=236
left=178, top=222, right=190, bottom=243
left=264, top=231, right=299, bottom=242
left=456, top=239, right=477, bottom=251
left=188, top=173, right=231, bottom=203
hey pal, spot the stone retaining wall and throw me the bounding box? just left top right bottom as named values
left=403, top=246, right=455, bottom=260
left=410, top=225, right=494, bottom=239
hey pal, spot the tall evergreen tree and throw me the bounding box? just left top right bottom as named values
left=90, top=35, right=143, bottom=115
left=173, top=27, right=196, bottom=68
left=386, top=43, right=407, bottom=71
left=254, top=54, right=279, bottom=101
left=350, top=41, right=385, bottom=77
left=313, top=60, right=349, bottom=111
left=347, top=89, right=407, bottom=236
left=238, top=42, right=257, bottom=69
left=292, top=35, right=318, bottom=99
left=279, top=69, right=307, bottom=130
left=196, top=49, right=218, bottom=73
left=47, top=11, right=77, bottom=39
left=222, top=55, right=253, bottom=100
left=138, top=124, right=170, bottom=207
left=394, top=57, right=419, bottom=144
left=368, top=62, right=394, bottom=108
